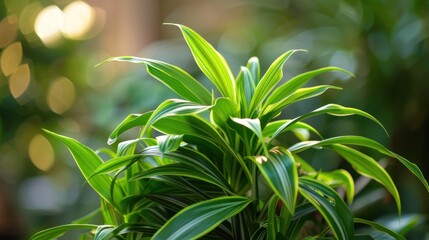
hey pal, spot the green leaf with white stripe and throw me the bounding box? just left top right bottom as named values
left=251, top=148, right=298, bottom=215
left=250, top=49, right=305, bottom=113
left=102, top=57, right=211, bottom=105
left=44, top=130, right=123, bottom=210
left=170, top=23, right=236, bottom=100
left=330, top=144, right=401, bottom=214
left=289, top=135, right=429, bottom=192
left=299, top=177, right=355, bottom=240
left=152, top=196, right=251, bottom=240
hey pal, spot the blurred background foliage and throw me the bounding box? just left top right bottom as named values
left=0, top=0, right=428, bottom=239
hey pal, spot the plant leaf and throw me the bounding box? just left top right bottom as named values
left=311, top=169, right=355, bottom=204
left=299, top=177, right=355, bottom=239
left=157, top=134, right=183, bottom=153
left=330, top=144, right=401, bottom=215
left=270, top=104, right=387, bottom=142
left=246, top=56, right=260, bottom=85
left=251, top=148, right=298, bottom=215
left=263, top=120, right=321, bottom=139
left=103, top=57, right=211, bottom=105
left=354, top=218, right=406, bottom=240
left=250, top=49, right=305, bottom=113
left=266, top=66, right=352, bottom=106
left=108, top=112, right=152, bottom=145
left=30, top=224, right=98, bottom=240
left=44, top=130, right=123, bottom=209
left=169, top=23, right=236, bottom=100
left=152, top=196, right=251, bottom=240
left=289, top=135, right=429, bottom=192
left=236, top=66, right=256, bottom=116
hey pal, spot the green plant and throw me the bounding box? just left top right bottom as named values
left=31, top=24, right=428, bottom=240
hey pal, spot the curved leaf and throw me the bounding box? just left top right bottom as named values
left=152, top=196, right=251, bottom=240
left=250, top=49, right=305, bottom=113
left=108, top=112, right=152, bottom=145
left=251, top=148, right=298, bottom=215
left=44, top=130, right=123, bottom=209
left=299, top=177, right=355, bottom=239
left=263, top=120, right=321, bottom=139
left=169, top=23, right=236, bottom=100
left=30, top=224, right=98, bottom=240
left=236, top=66, right=256, bottom=116
left=311, top=169, right=355, bottom=204
left=289, top=135, right=429, bottom=192
left=103, top=57, right=211, bottom=104
left=266, top=66, right=353, bottom=106
left=270, top=104, right=387, bottom=142
left=330, top=144, right=401, bottom=215
left=354, top=218, right=406, bottom=240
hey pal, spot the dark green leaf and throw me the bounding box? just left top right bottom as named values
left=299, top=177, right=355, bottom=239
left=152, top=196, right=251, bottom=240
left=30, top=224, right=98, bottom=240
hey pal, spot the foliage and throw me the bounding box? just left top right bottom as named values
left=31, top=24, right=428, bottom=239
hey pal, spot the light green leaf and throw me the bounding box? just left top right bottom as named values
left=289, top=135, right=429, bottom=192
left=142, top=99, right=211, bottom=135
left=330, top=144, right=401, bottom=215
left=108, top=112, right=152, bottom=145
left=354, top=218, right=406, bottom=240
left=236, top=66, right=256, bottom=116
left=266, top=66, right=353, bottom=106
left=246, top=56, right=260, bottom=85
left=103, top=57, right=211, bottom=105
left=30, top=224, right=98, bottom=240
left=270, top=104, right=387, bottom=142
left=251, top=148, right=298, bottom=215
left=231, top=117, right=264, bottom=143
left=299, top=177, right=355, bottom=239
left=44, top=130, right=123, bottom=209
left=211, top=97, right=239, bottom=128
left=169, top=23, right=236, bottom=100
left=157, top=134, right=183, bottom=153
left=311, top=169, right=355, bottom=204
left=262, top=85, right=342, bottom=117
left=152, top=196, right=251, bottom=240
left=263, top=120, right=321, bottom=139
left=91, top=154, right=143, bottom=176
left=250, top=49, right=305, bottom=113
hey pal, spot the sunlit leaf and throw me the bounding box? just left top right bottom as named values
left=44, top=130, right=123, bottom=209
left=169, top=23, right=236, bottom=100
left=289, top=135, right=429, bottom=192
left=250, top=49, right=305, bottom=113
left=152, top=196, right=251, bottom=240
left=251, top=148, right=298, bottom=215
left=104, top=57, right=211, bottom=105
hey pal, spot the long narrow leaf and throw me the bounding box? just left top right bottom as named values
left=170, top=23, right=236, bottom=100
left=30, top=224, right=98, bottom=240
left=251, top=148, right=298, bottom=215
left=44, top=130, right=123, bottom=209
left=270, top=104, right=387, bottom=142
left=299, top=177, right=355, bottom=239
left=103, top=57, right=211, bottom=104
left=354, top=218, right=406, bottom=240
left=250, top=49, right=305, bottom=113
left=152, top=196, right=251, bottom=240
left=108, top=112, right=152, bottom=145
left=330, top=144, right=401, bottom=215
left=266, top=66, right=352, bottom=106
left=289, top=135, right=429, bottom=192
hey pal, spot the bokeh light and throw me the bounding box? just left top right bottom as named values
left=0, top=42, right=22, bottom=76
left=62, top=1, right=96, bottom=40
left=0, top=15, right=18, bottom=48
left=9, top=64, right=31, bottom=100
left=47, top=76, right=76, bottom=114
left=28, top=134, right=55, bottom=172
left=34, top=5, right=63, bottom=46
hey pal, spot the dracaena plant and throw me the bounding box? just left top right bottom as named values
left=31, top=24, right=428, bottom=240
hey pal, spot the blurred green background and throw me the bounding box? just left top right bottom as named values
left=0, top=0, right=428, bottom=239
